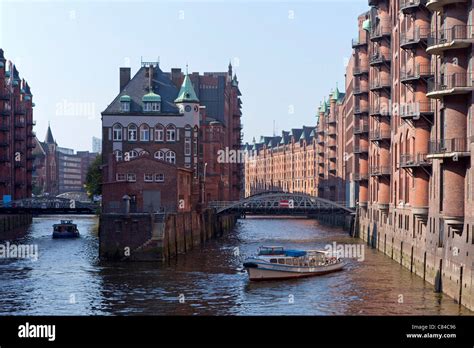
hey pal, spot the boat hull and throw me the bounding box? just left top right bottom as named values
left=245, top=261, right=345, bottom=281
left=52, top=231, right=80, bottom=239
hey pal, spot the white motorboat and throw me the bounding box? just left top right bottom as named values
left=243, top=246, right=345, bottom=281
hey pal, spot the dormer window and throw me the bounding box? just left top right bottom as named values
left=142, top=91, right=161, bottom=112
left=120, top=95, right=131, bottom=112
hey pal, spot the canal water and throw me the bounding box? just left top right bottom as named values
left=0, top=215, right=471, bottom=315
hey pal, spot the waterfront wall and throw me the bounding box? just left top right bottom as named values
left=0, top=214, right=32, bottom=237
left=313, top=213, right=354, bottom=232
left=357, top=208, right=473, bottom=312
left=99, top=209, right=236, bottom=261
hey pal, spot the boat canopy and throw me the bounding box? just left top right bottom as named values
left=284, top=250, right=307, bottom=257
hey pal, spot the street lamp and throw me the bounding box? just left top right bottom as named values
left=202, top=162, right=208, bottom=205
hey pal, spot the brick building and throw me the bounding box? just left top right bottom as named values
left=101, top=61, right=242, bottom=213
left=244, top=0, right=474, bottom=310
left=0, top=49, right=35, bottom=202
left=32, top=124, right=99, bottom=196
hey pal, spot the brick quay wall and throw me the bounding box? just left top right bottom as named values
left=99, top=209, right=236, bottom=262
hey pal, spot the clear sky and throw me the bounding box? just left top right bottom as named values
left=0, top=0, right=368, bottom=152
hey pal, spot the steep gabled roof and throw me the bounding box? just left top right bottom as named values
left=102, top=65, right=180, bottom=114
left=175, top=74, right=199, bottom=103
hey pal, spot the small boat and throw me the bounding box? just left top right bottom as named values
left=52, top=220, right=80, bottom=239
left=243, top=246, right=345, bottom=281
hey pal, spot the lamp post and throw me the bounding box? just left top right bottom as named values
left=202, top=162, right=208, bottom=205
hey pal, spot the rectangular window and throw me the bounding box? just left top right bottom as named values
left=155, top=173, right=164, bottom=182
left=166, top=129, right=176, bottom=142
left=120, top=102, right=130, bottom=112
left=144, top=173, right=153, bottom=182
left=140, top=128, right=149, bottom=141
left=127, top=173, right=136, bottom=182
left=184, top=138, right=191, bottom=156
left=116, top=173, right=126, bottom=181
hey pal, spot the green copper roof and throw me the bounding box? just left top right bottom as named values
left=320, top=98, right=328, bottom=113
left=120, top=95, right=131, bottom=102
left=363, top=19, right=371, bottom=32
left=0, top=62, right=4, bottom=68
left=174, top=74, right=199, bottom=103
left=331, top=85, right=341, bottom=101
left=142, top=91, right=161, bottom=103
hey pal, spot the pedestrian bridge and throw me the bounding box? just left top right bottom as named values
left=0, top=197, right=99, bottom=214
left=209, top=191, right=355, bottom=215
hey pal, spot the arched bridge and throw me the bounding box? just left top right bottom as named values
left=209, top=192, right=355, bottom=215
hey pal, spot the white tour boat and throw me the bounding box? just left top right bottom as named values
left=243, top=246, right=345, bottom=281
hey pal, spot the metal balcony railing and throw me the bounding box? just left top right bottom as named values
left=353, top=145, right=369, bottom=153
left=427, top=73, right=473, bottom=94
left=353, top=65, right=369, bottom=76
left=400, top=100, right=436, bottom=118
left=400, top=0, right=427, bottom=12
left=14, top=107, right=26, bottom=115
left=352, top=36, right=368, bottom=47
left=400, top=27, right=430, bottom=48
left=370, top=21, right=392, bottom=40
left=353, top=123, right=369, bottom=134
left=427, top=25, right=473, bottom=48
left=370, top=105, right=391, bottom=117
left=353, top=84, right=369, bottom=95
left=370, top=78, right=392, bottom=90
left=400, top=64, right=433, bottom=82
left=400, top=153, right=431, bottom=167
left=370, top=165, right=391, bottom=176
left=429, top=138, right=469, bottom=154
left=370, top=51, right=391, bottom=65
left=369, top=130, right=391, bottom=141
left=354, top=105, right=369, bottom=114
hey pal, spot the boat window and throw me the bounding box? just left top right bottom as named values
left=270, top=259, right=277, bottom=263
left=278, top=259, right=285, bottom=264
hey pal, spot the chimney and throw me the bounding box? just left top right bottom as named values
left=171, top=68, right=182, bottom=88
left=119, top=67, right=131, bottom=92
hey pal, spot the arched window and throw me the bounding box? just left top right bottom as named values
left=128, top=124, right=137, bottom=141
left=165, top=151, right=176, bottom=164
left=166, top=124, right=176, bottom=142
left=154, top=150, right=165, bottom=160
left=140, top=125, right=150, bottom=142
left=155, top=124, right=164, bottom=142
left=128, top=150, right=138, bottom=159
left=114, top=150, right=122, bottom=161
left=139, top=150, right=149, bottom=157
left=113, top=124, right=122, bottom=141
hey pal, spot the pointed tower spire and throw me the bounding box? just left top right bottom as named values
left=228, top=60, right=232, bottom=76
left=174, top=73, right=199, bottom=103
left=45, top=122, right=55, bottom=144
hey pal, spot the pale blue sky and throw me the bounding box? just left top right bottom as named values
left=0, top=0, right=367, bottom=151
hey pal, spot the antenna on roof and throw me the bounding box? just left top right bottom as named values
left=185, top=63, right=189, bottom=75
left=273, top=120, right=276, bottom=136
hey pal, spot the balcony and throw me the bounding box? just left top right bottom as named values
left=400, top=153, right=431, bottom=168
left=370, top=78, right=391, bottom=91
left=427, top=25, right=473, bottom=55
left=327, top=128, right=337, bottom=136
left=353, top=123, right=369, bottom=134
left=400, top=0, right=428, bottom=13
left=317, top=137, right=325, bottom=144
left=370, top=165, right=391, bottom=176
left=400, top=100, right=435, bottom=120
left=352, top=37, right=368, bottom=48
left=354, top=105, right=369, bottom=115
left=354, top=173, right=369, bottom=181
left=328, top=152, right=337, bottom=160
left=353, top=84, right=369, bottom=95
left=369, top=130, right=391, bottom=142
left=353, top=145, right=369, bottom=154
left=400, top=27, right=430, bottom=49
left=14, top=107, right=26, bottom=115
left=370, top=22, right=391, bottom=41
left=426, top=0, right=467, bottom=11
left=427, top=73, right=473, bottom=98
left=353, top=65, right=369, bottom=76
left=400, top=64, right=433, bottom=84
left=369, top=51, right=391, bottom=66
left=369, top=105, right=391, bottom=117
left=327, top=115, right=337, bottom=124
left=428, top=138, right=470, bottom=159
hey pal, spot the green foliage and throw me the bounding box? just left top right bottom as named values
left=85, top=154, right=102, bottom=199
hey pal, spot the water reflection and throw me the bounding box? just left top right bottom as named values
left=0, top=215, right=470, bottom=315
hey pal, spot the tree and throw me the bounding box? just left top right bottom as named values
left=84, top=154, right=102, bottom=199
